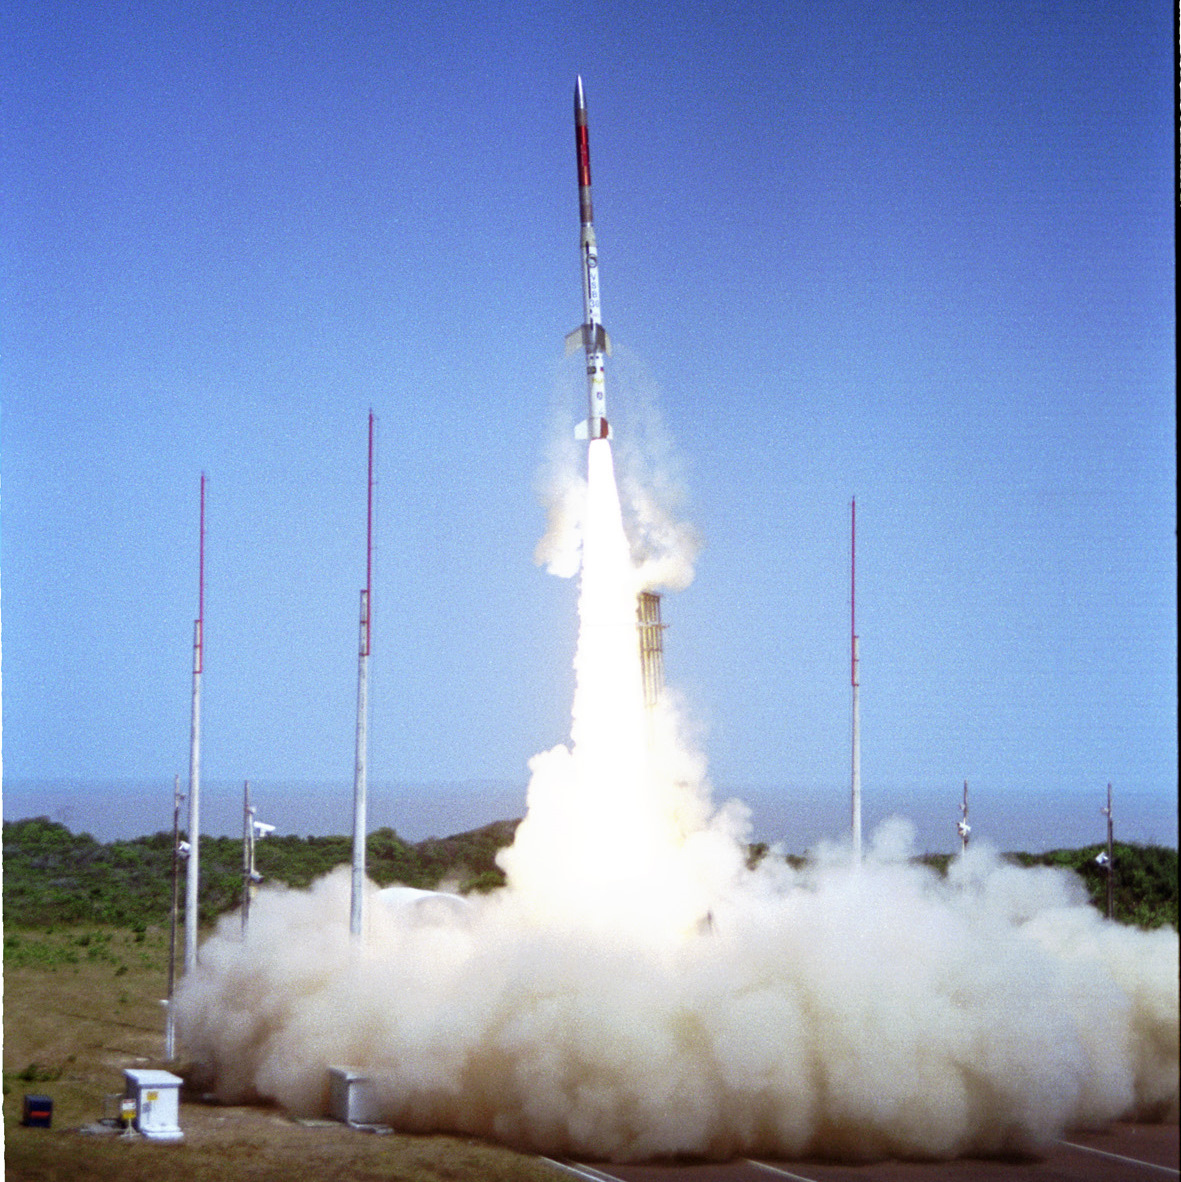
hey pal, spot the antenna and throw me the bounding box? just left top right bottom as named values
left=242, top=781, right=271, bottom=935
left=242, top=780, right=252, bottom=936
left=851, top=498, right=861, bottom=862
left=1100, top=783, right=1114, bottom=919
left=957, top=780, right=970, bottom=854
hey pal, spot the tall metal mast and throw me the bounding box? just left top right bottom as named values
left=184, top=472, right=205, bottom=973
left=165, top=773, right=183, bottom=1059
left=350, top=412, right=374, bottom=941
left=851, top=499, right=861, bottom=862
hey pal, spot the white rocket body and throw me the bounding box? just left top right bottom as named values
left=569, top=76, right=612, bottom=442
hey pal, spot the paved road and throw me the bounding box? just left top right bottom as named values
left=545, top=1121, right=1179, bottom=1182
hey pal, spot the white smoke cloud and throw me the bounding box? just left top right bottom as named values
left=611, top=361, right=702, bottom=594
left=535, top=352, right=701, bottom=591
left=175, top=435, right=1178, bottom=1162
left=534, top=448, right=703, bottom=592
left=620, top=470, right=702, bottom=594
left=533, top=436, right=585, bottom=579
left=176, top=836, right=1178, bottom=1162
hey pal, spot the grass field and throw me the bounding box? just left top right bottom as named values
left=2, top=924, right=563, bottom=1181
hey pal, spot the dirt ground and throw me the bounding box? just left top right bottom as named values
left=2, top=925, right=561, bottom=1181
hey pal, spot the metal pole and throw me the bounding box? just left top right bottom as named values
left=350, top=412, right=374, bottom=942
left=1103, top=782, right=1114, bottom=919
left=351, top=596, right=368, bottom=941
left=851, top=499, right=861, bottom=862
left=184, top=472, right=204, bottom=974
left=165, top=774, right=182, bottom=1060
left=958, top=780, right=970, bottom=855
left=242, top=780, right=252, bottom=936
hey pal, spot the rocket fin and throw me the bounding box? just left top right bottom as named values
left=565, top=325, right=612, bottom=356
left=575, top=418, right=611, bottom=440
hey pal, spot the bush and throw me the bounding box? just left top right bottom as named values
left=4, top=815, right=1174, bottom=932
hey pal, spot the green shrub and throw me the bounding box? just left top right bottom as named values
left=4, top=815, right=1174, bottom=932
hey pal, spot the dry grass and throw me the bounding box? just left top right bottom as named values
left=3, top=926, right=562, bottom=1181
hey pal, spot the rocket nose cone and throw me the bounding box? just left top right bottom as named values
left=575, top=76, right=586, bottom=110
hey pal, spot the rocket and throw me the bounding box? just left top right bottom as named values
left=567, top=76, right=612, bottom=441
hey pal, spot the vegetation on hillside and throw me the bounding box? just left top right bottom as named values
left=2, top=816, right=516, bottom=929
left=1005, top=843, right=1178, bottom=931
left=3, top=816, right=1176, bottom=932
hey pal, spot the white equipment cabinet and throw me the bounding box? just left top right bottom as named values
left=328, top=1066, right=383, bottom=1126
left=123, top=1068, right=184, bottom=1141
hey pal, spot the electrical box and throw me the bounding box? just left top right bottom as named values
left=123, top=1068, right=183, bottom=1141
left=21, top=1094, right=52, bottom=1128
left=328, top=1066, right=383, bottom=1126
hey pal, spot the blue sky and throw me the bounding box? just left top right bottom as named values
left=3, top=1, right=1175, bottom=850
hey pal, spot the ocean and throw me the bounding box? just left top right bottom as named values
left=3, top=777, right=1175, bottom=853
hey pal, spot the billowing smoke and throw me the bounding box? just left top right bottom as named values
left=533, top=435, right=586, bottom=580
left=534, top=365, right=702, bottom=592
left=176, top=839, right=1178, bottom=1160
left=176, top=438, right=1178, bottom=1162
